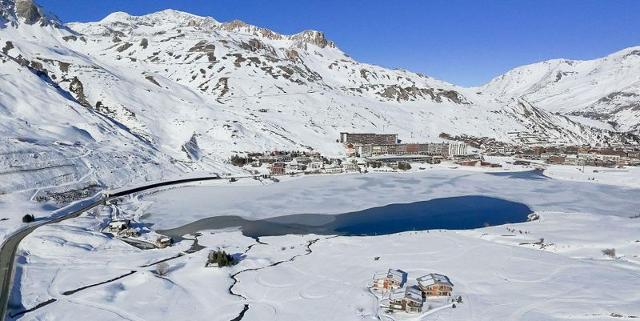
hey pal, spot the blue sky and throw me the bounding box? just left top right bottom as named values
left=38, top=0, right=640, bottom=86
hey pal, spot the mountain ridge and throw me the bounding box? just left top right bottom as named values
left=482, top=46, right=640, bottom=132
left=0, top=0, right=639, bottom=201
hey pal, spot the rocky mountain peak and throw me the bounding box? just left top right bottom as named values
left=219, top=19, right=284, bottom=40
left=290, top=30, right=335, bottom=49
left=218, top=21, right=335, bottom=48
left=0, top=0, right=60, bottom=27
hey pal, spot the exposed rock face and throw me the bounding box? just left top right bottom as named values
left=220, top=19, right=284, bottom=41
left=1, top=0, right=60, bottom=26
left=69, top=76, right=90, bottom=107
left=189, top=40, right=216, bottom=61
left=376, top=85, right=469, bottom=104
left=291, top=30, right=335, bottom=49
left=181, top=133, right=202, bottom=160
left=14, top=0, right=41, bottom=24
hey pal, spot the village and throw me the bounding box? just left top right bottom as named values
left=227, top=132, right=640, bottom=177
left=229, top=132, right=472, bottom=177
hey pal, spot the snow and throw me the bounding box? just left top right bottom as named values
left=11, top=205, right=640, bottom=320
left=130, top=169, right=640, bottom=230
left=544, top=165, right=640, bottom=188
left=482, top=46, right=640, bottom=132
left=1, top=2, right=640, bottom=319
left=1, top=0, right=637, bottom=249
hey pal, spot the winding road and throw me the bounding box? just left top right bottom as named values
left=0, top=174, right=255, bottom=321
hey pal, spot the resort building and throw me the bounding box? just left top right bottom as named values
left=358, top=143, right=455, bottom=158
left=307, top=161, right=323, bottom=172
left=448, top=141, right=468, bottom=156
left=372, top=269, right=407, bottom=291
left=269, top=162, right=286, bottom=176
left=343, top=163, right=360, bottom=172
left=417, top=273, right=454, bottom=297
left=389, top=286, right=424, bottom=313
left=323, top=166, right=343, bottom=174
left=340, top=132, right=398, bottom=145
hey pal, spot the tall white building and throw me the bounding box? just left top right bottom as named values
left=448, top=142, right=467, bottom=156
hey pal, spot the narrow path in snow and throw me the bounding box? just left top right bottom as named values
left=61, top=270, right=138, bottom=296
left=139, top=254, right=184, bottom=268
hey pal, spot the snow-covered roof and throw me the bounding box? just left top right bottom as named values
left=389, top=288, right=405, bottom=301
left=109, top=219, right=129, bottom=227
left=387, top=269, right=407, bottom=284
left=405, top=286, right=424, bottom=303
left=417, top=273, right=453, bottom=287
left=389, top=286, right=423, bottom=304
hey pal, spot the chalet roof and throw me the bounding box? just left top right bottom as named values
left=389, top=286, right=423, bottom=304
left=389, top=288, right=405, bottom=301
left=109, top=220, right=129, bottom=227
left=387, top=269, right=407, bottom=284
left=404, top=286, right=424, bottom=304
left=417, top=273, right=453, bottom=287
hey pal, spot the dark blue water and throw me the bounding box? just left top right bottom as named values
left=326, top=196, right=532, bottom=236
left=159, top=195, right=533, bottom=239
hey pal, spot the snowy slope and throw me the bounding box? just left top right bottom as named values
left=483, top=47, right=640, bottom=132
left=0, top=0, right=637, bottom=206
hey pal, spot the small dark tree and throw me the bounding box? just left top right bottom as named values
left=208, top=249, right=237, bottom=267
left=398, top=162, right=412, bottom=171
left=602, top=248, right=616, bottom=258
left=22, top=214, right=35, bottom=223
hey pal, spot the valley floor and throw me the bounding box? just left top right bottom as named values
left=6, top=168, right=640, bottom=320
left=9, top=211, right=640, bottom=321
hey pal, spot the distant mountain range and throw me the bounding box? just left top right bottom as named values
left=483, top=48, right=640, bottom=133
left=1, top=0, right=639, bottom=195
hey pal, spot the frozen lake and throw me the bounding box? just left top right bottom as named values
left=140, top=169, right=640, bottom=234
left=158, top=195, right=533, bottom=238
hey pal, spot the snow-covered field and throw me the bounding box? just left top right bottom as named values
left=11, top=212, right=640, bottom=321
left=544, top=165, right=640, bottom=188
left=9, top=170, right=640, bottom=321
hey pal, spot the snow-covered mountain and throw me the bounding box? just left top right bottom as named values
left=483, top=47, right=640, bottom=133
left=0, top=0, right=637, bottom=198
